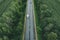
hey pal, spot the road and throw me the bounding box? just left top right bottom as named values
left=25, top=0, right=35, bottom=40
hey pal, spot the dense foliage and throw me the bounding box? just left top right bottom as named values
left=0, top=0, right=27, bottom=40
left=34, top=0, right=60, bottom=40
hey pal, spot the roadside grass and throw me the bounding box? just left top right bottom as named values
left=34, top=9, right=42, bottom=40
left=33, top=2, right=42, bottom=40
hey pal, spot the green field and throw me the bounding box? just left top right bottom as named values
left=34, top=0, right=60, bottom=40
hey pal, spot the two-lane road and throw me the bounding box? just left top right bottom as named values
left=25, top=0, right=35, bottom=40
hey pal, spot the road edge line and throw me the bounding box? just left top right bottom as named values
left=22, top=0, right=28, bottom=40
left=32, top=0, right=38, bottom=40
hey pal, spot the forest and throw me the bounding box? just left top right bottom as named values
left=0, top=0, right=60, bottom=40
left=0, top=0, right=27, bottom=40
left=34, top=0, right=60, bottom=40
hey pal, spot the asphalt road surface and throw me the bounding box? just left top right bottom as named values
left=25, top=0, right=35, bottom=40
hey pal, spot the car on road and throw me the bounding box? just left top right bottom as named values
left=27, top=14, right=29, bottom=18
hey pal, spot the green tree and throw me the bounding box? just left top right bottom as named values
left=47, top=32, right=57, bottom=40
